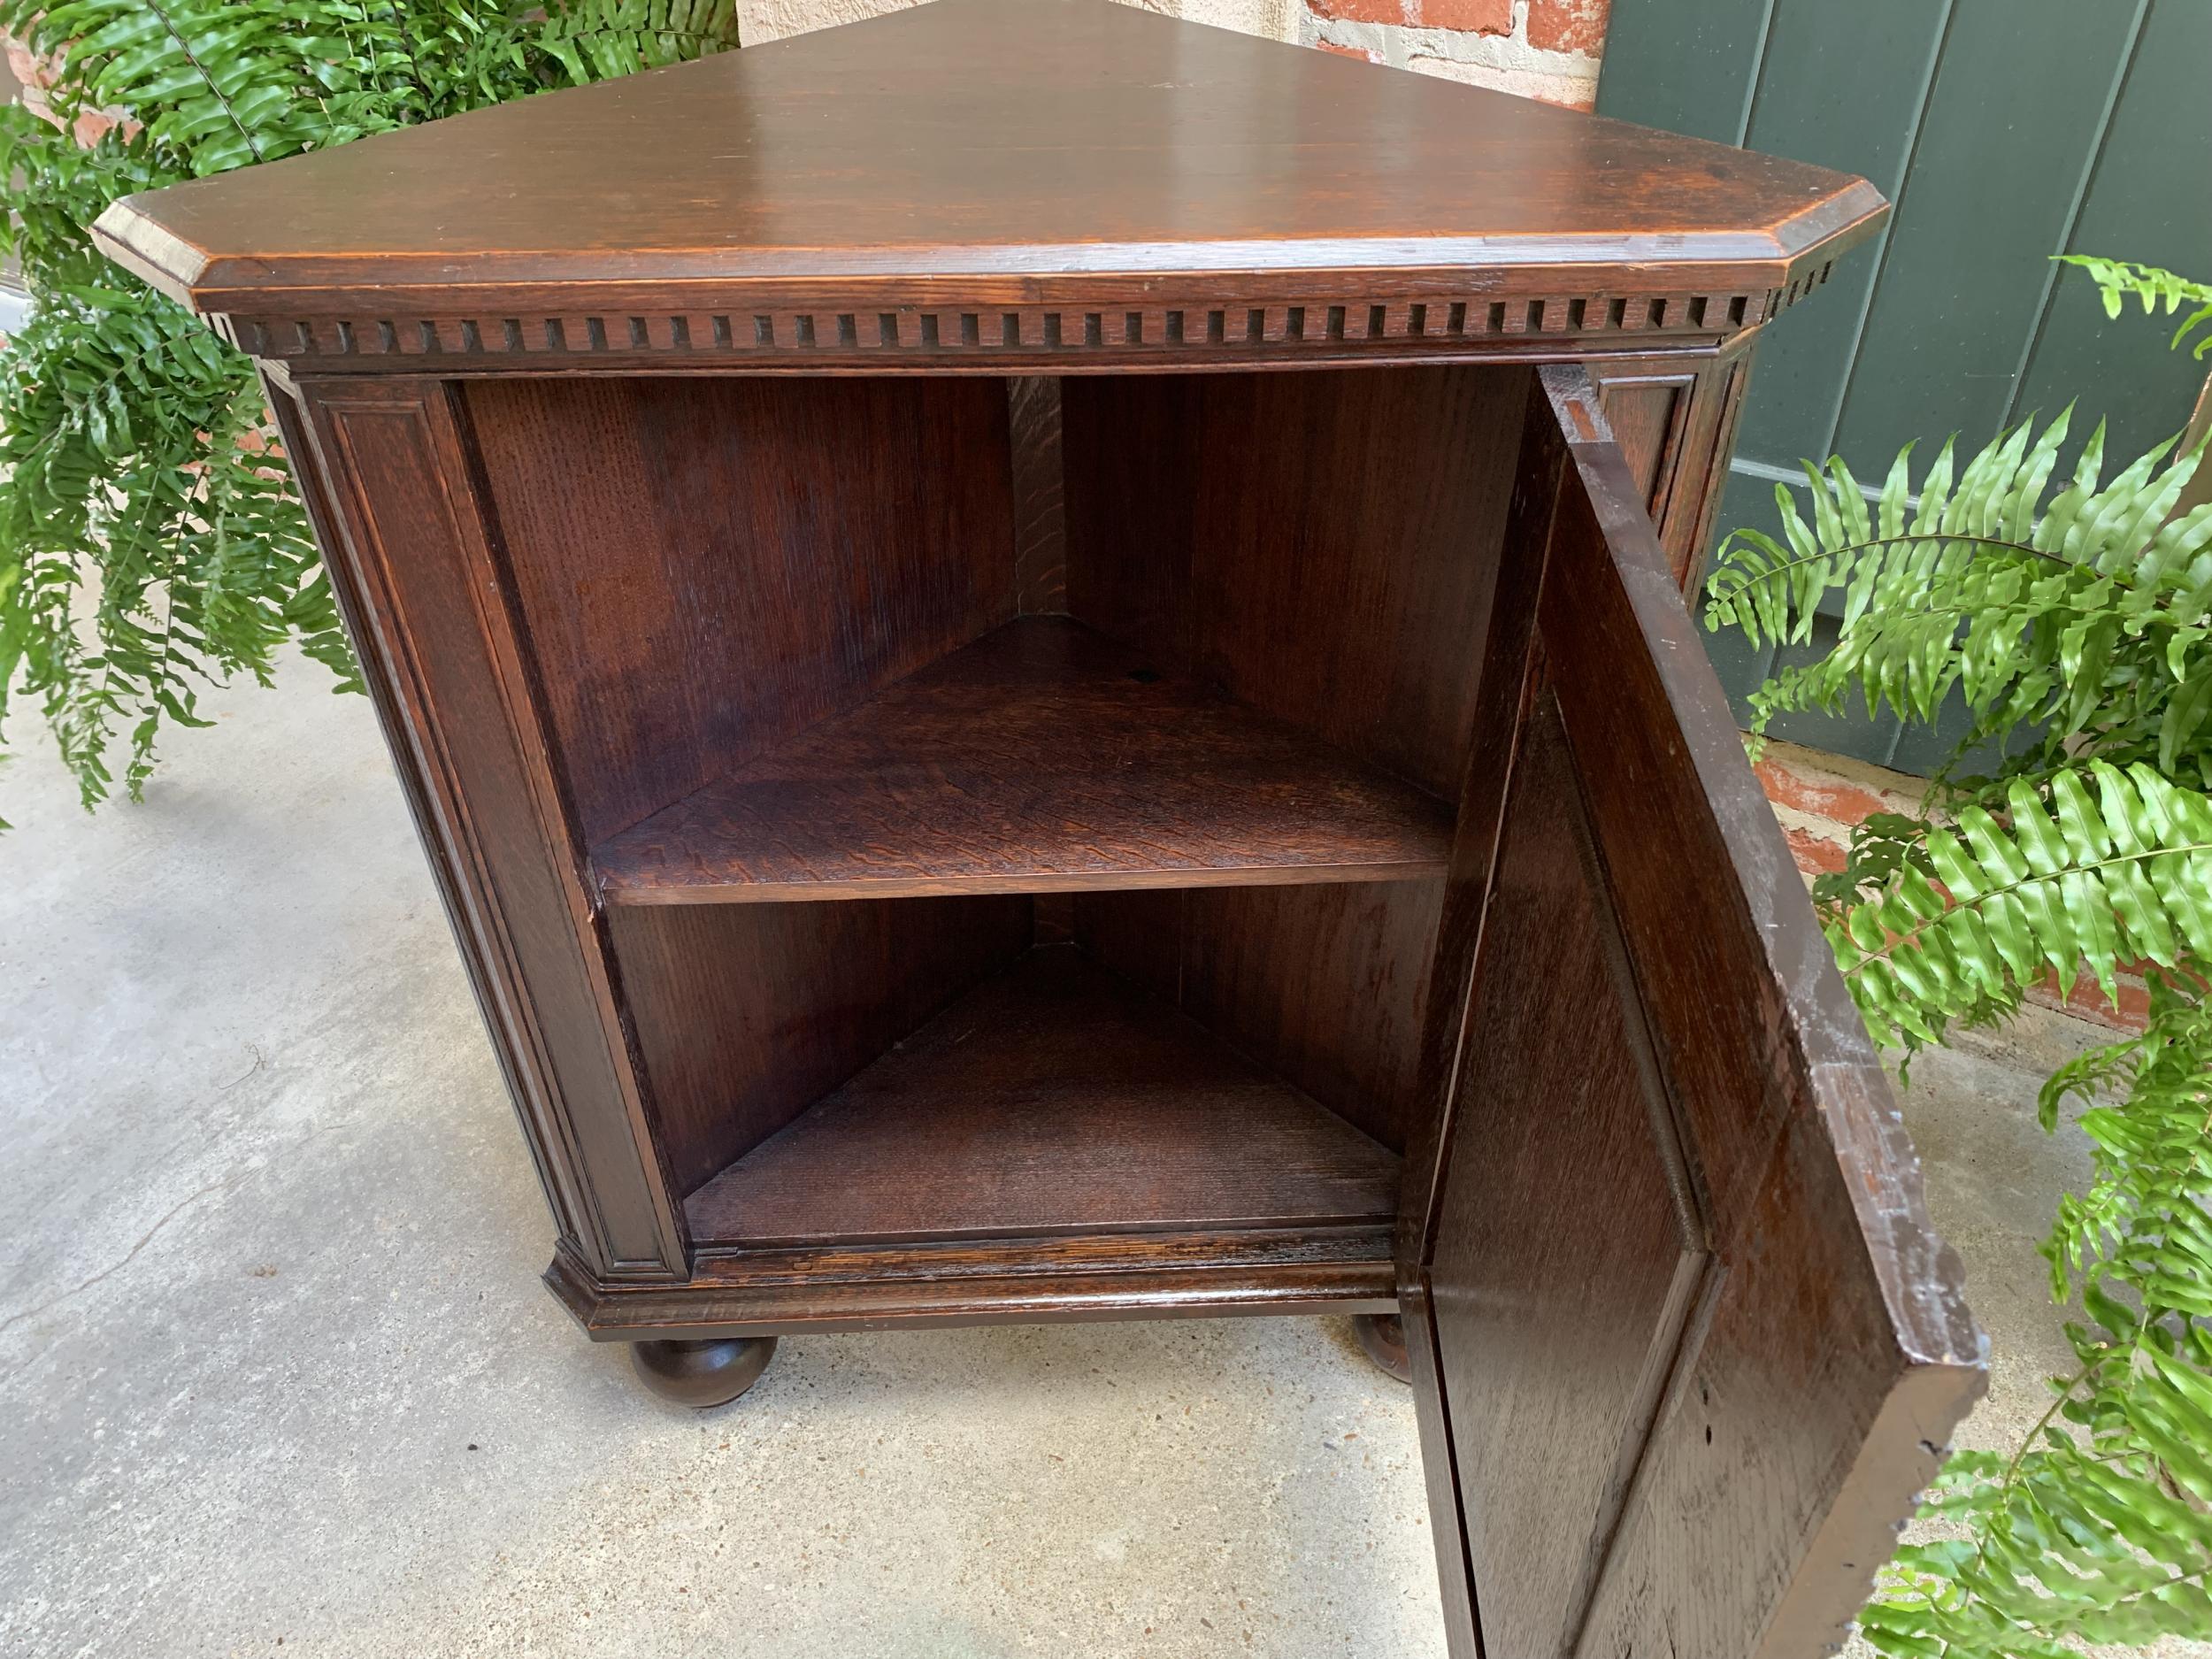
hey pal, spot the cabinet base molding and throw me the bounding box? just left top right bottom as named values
left=546, top=1231, right=1398, bottom=1341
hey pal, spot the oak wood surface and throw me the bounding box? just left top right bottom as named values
left=291, top=376, right=687, bottom=1279
left=549, top=1226, right=1397, bottom=1337
left=1400, top=366, right=1983, bottom=1659
left=610, top=895, right=1033, bottom=1197
left=1076, top=881, right=1444, bottom=1155
left=136, top=36, right=1944, bottom=1614
left=94, top=0, right=1885, bottom=333
left=1007, top=376, right=1069, bottom=613
left=464, top=374, right=1013, bottom=847
left=684, top=945, right=1402, bottom=1248
left=1060, top=364, right=1523, bottom=1154
left=1062, top=365, right=1524, bottom=800
left=593, top=616, right=1454, bottom=903
left=1593, top=342, right=1758, bottom=588
left=1428, top=691, right=1715, bottom=1658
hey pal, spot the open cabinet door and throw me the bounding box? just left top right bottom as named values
left=1399, top=365, right=1985, bottom=1659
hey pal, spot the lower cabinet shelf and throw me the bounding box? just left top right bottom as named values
left=682, top=944, right=1402, bottom=1249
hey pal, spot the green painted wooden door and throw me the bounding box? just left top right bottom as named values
left=1599, top=0, right=2211, bottom=772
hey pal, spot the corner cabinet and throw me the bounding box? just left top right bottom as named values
left=97, top=3, right=1984, bottom=1651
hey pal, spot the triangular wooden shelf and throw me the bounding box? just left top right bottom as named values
left=683, top=945, right=1402, bottom=1247
left=593, top=616, right=1452, bottom=905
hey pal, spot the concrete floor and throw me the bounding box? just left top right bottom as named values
left=0, top=658, right=2185, bottom=1657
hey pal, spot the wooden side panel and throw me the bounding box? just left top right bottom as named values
left=1064, top=365, right=1525, bottom=799
left=1061, top=373, right=1203, bottom=675
left=462, top=375, right=1015, bottom=845
left=1008, top=375, right=1068, bottom=614
left=610, top=895, right=1032, bottom=1199
left=1594, top=370, right=1688, bottom=511
left=1678, top=344, right=1755, bottom=590
left=1594, top=342, right=1754, bottom=590
left=1078, top=882, right=1443, bottom=1155
left=455, top=374, right=1022, bottom=1208
left=1403, top=367, right=1983, bottom=1658
left=1063, top=365, right=1524, bottom=1155
left=287, top=376, right=685, bottom=1279
left=1179, top=881, right=1442, bottom=1155
left=1428, top=695, right=1712, bottom=1657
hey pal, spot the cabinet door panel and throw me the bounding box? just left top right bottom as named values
left=1402, top=365, right=1982, bottom=1659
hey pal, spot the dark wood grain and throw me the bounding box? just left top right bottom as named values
left=464, top=374, right=1013, bottom=845
left=1401, top=365, right=1983, bottom=1659
left=290, top=375, right=686, bottom=1279
left=160, top=29, right=1945, bottom=1635
left=593, top=617, right=1454, bottom=903
left=609, top=895, right=1032, bottom=1197
left=1007, top=376, right=1068, bottom=613
left=1427, top=693, right=1713, bottom=1659
left=684, top=946, right=1402, bottom=1248
left=1064, top=365, right=1525, bottom=798
left=1677, top=342, right=1759, bottom=590
left=549, top=1227, right=1396, bottom=1338
left=1594, top=366, right=1692, bottom=513
left=1395, top=368, right=1571, bottom=1279
left=1078, top=881, right=1446, bottom=1155
left=95, top=0, right=1883, bottom=378
left=1593, top=342, right=1758, bottom=588
left=1060, top=364, right=1523, bottom=1157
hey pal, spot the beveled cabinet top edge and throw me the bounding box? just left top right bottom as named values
left=94, top=195, right=1888, bottom=315
left=91, top=0, right=1886, bottom=369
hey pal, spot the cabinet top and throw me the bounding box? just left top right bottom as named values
left=95, top=0, right=1885, bottom=373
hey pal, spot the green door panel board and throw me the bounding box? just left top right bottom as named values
left=1732, top=0, right=1949, bottom=468
left=2009, top=0, right=2212, bottom=466
left=1600, top=0, right=2203, bottom=772
left=1592, top=0, right=1773, bottom=143
left=1830, top=0, right=2145, bottom=465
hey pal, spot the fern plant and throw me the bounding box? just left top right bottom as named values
left=0, top=1, right=741, bottom=822
left=1706, top=265, right=2212, bottom=1657
left=2061, top=256, right=2212, bottom=361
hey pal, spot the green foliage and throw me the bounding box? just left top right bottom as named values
left=1704, top=411, right=2212, bottom=794
left=1821, top=762, right=2212, bottom=1052
left=0, top=1, right=740, bottom=819
left=1706, top=271, right=2212, bottom=1656
left=1859, top=974, right=2212, bottom=1658
left=2060, top=256, right=2212, bottom=360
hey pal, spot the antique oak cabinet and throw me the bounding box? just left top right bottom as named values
left=99, top=2, right=1984, bottom=1651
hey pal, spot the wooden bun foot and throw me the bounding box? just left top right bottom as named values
left=1354, top=1313, right=1411, bottom=1384
left=630, top=1335, right=779, bottom=1408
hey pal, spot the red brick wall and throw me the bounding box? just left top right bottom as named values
left=1302, top=0, right=1610, bottom=107
left=734, top=0, right=1612, bottom=109
left=1756, top=740, right=2150, bottom=1033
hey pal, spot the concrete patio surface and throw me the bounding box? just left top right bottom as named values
left=0, top=656, right=2198, bottom=1657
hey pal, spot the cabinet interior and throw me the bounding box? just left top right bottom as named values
left=460, top=365, right=1530, bottom=1252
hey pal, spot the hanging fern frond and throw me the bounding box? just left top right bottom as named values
left=2039, top=973, right=2212, bottom=1298
left=1863, top=974, right=2212, bottom=1659
left=0, top=1, right=741, bottom=817
left=0, top=0, right=343, bottom=170
left=1703, top=411, right=2212, bottom=791
left=1713, top=258, right=2212, bottom=1659
left=2059, top=256, right=2212, bottom=360
left=1822, top=760, right=2212, bottom=1050
left=528, top=0, right=741, bottom=87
